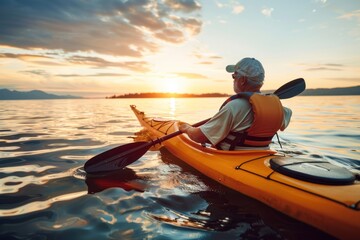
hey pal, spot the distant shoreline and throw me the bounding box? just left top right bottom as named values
left=106, top=93, right=229, bottom=98
left=107, top=86, right=360, bottom=98
left=298, top=85, right=360, bottom=96
left=1, top=86, right=359, bottom=100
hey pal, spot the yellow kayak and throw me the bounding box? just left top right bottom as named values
left=130, top=105, right=359, bottom=240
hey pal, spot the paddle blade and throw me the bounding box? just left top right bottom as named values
left=274, top=78, right=306, bottom=99
left=84, top=141, right=152, bottom=174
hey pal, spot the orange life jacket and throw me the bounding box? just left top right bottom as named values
left=218, top=93, right=284, bottom=150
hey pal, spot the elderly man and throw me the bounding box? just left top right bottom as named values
left=179, top=57, right=292, bottom=150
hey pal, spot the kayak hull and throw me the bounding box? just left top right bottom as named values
left=130, top=105, right=360, bottom=239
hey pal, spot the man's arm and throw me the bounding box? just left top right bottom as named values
left=179, top=123, right=209, bottom=143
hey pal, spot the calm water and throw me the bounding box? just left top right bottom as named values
left=0, top=97, right=359, bottom=240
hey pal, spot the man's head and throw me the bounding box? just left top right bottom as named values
left=226, top=57, right=265, bottom=92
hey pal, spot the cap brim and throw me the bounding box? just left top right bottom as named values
left=226, top=65, right=235, bottom=73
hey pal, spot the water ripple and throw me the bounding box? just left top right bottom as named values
left=0, top=191, right=88, bottom=217
left=0, top=97, right=356, bottom=239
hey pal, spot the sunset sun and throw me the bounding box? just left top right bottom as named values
left=162, top=79, right=184, bottom=93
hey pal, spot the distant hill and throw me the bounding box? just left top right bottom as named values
left=0, top=89, right=82, bottom=100
left=300, top=86, right=360, bottom=96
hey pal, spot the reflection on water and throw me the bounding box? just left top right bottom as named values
left=169, top=97, right=177, bottom=117
left=86, top=168, right=147, bottom=194
left=0, top=97, right=358, bottom=239
left=0, top=167, right=69, bottom=194
left=0, top=190, right=88, bottom=217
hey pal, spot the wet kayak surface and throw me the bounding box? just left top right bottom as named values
left=1, top=97, right=358, bottom=239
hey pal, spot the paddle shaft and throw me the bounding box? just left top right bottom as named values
left=84, top=78, right=305, bottom=174
left=151, top=118, right=210, bottom=146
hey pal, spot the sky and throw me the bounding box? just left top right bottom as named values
left=0, top=0, right=359, bottom=98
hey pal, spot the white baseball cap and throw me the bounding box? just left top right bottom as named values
left=226, top=57, right=265, bottom=84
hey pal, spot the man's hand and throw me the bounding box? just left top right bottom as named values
left=179, top=123, right=191, bottom=133
left=179, top=122, right=208, bottom=143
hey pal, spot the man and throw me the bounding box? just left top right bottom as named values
left=179, top=57, right=292, bottom=150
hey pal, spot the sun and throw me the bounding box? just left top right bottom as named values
left=162, top=79, right=183, bottom=93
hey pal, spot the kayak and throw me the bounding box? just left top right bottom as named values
left=130, top=105, right=360, bottom=239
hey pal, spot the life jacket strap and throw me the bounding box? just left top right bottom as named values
left=275, top=133, right=283, bottom=149
left=229, top=132, right=247, bottom=150
left=221, top=132, right=273, bottom=150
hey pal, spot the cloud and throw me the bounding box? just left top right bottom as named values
left=154, top=28, right=185, bottom=43
left=66, top=55, right=150, bottom=72
left=306, top=67, right=342, bottom=71
left=210, top=55, right=222, bottom=59
left=57, top=73, right=129, bottom=77
left=193, top=52, right=222, bottom=60
left=323, top=63, right=343, bottom=67
left=262, top=8, right=274, bottom=17
left=232, top=5, right=245, bottom=14
left=20, top=69, right=52, bottom=78
left=174, top=72, right=207, bottom=79
left=164, top=0, right=201, bottom=13
left=0, top=52, right=66, bottom=66
left=337, top=10, right=360, bottom=22
left=0, top=51, right=149, bottom=71
left=215, top=1, right=224, bottom=8
left=316, top=0, right=327, bottom=4
left=216, top=0, right=244, bottom=14
left=0, top=0, right=202, bottom=57
left=198, top=61, right=213, bottom=65
left=192, top=51, right=222, bottom=65
left=0, top=53, right=52, bottom=60
left=301, top=63, right=344, bottom=71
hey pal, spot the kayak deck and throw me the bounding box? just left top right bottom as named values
left=130, top=105, right=360, bottom=239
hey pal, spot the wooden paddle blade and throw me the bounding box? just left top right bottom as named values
left=84, top=141, right=152, bottom=174
left=274, top=78, right=306, bottom=99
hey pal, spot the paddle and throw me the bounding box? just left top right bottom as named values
left=84, top=78, right=306, bottom=175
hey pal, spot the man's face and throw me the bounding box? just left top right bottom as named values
left=232, top=72, right=244, bottom=93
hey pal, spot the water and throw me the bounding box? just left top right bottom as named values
left=0, top=97, right=359, bottom=239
